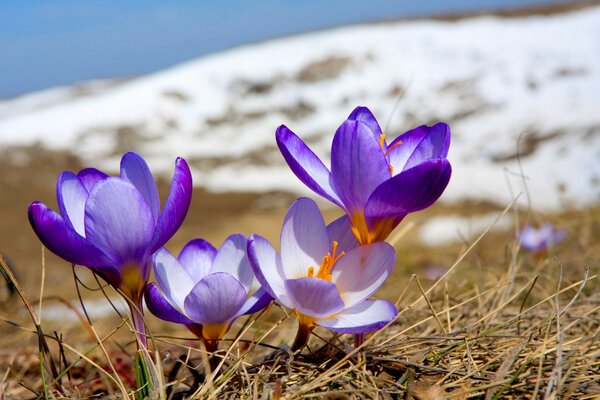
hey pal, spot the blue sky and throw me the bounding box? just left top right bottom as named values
left=0, top=0, right=573, bottom=98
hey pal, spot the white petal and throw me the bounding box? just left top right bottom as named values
left=330, top=242, right=395, bottom=308
left=153, top=248, right=194, bottom=312
left=280, top=198, right=329, bottom=279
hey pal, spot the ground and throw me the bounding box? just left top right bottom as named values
left=0, top=148, right=598, bottom=398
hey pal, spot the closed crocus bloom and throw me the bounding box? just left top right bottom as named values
left=145, top=234, right=272, bottom=353
left=276, top=106, right=451, bottom=244
left=28, top=152, right=192, bottom=347
left=519, top=223, right=566, bottom=257
left=248, top=197, right=397, bottom=351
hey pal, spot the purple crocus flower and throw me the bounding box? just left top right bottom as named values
left=145, top=234, right=272, bottom=352
left=276, top=106, right=451, bottom=244
left=28, top=152, right=192, bottom=347
left=519, top=223, right=566, bottom=256
left=247, top=197, right=398, bottom=351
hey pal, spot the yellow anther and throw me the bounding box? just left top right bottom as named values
left=379, top=133, right=386, bottom=150
left=384, top=140, right=403, bottom=157
left=307, top=241, right=345, bottom=281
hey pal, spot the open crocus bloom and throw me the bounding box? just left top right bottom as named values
left=145, top=234, right=272, bottom=351
left=28, top=152, right=192, bottom=346
left=248, top=197, right=398, bottom=350
left=276, top=106, right=451, bottom=244
left=519, top=223, right=566, bottom=255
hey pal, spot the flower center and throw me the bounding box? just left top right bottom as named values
left=379, top=133, right=402, bottom=175
left=307, top=241, right=345, bottom=281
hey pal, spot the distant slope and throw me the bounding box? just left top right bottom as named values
left=1, top=5, right=599, bottom=210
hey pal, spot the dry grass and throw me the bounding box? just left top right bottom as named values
left=0, top=199, right=598, bottom=399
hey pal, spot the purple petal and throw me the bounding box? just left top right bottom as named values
left=317, top=299, right=397, bottom=334
left=211, top=234, right=253, bottom=291
left=235, top=288, right=272, bottom=317
left=518, top=225, right=539, bottom=251
left=184, top=272, right=246, bottom=325
left=365, top=159, right=451, bottom=223
left=77, top=168, right=108, bottom=192
left=145, top=283, right=193, bottom=325
left=551, top=229, right=567, bottom=246
left=247, top=234, right=291, bottom=307
left=153, top=248, right=194, bottom=310
left=540, top=223, right=567, bottom=247
left=178, top=239, right=217, bottom=283
left=280, top=198, right=329, bottom=279
left=56, top=171, right=89, bottom=236
left=387, top=123, right=450, bottom=173
left=149, top=157, right=192, bottom=253
left=276, top=125, right=343, bottom=207
left=28, top=201, right=117, bottom=272
left=120, top=152, right=160, bottom=222
left=331, top=120, right=389, bottom=211
left=284, top=277, right=344, bottom=319
left=84, top=178, right=155, bottom=266
left=330, top=242, right=395, bottom=307
left=347, top=106, right=384, bottom=149
left=326, top=215, right=359, bottom=254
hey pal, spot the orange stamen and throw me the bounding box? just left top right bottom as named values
left=384, top=140, right=403, bottom=157
left=379, top=133, right=402, bottom=176
left=307, top=241, right=345, bottom=281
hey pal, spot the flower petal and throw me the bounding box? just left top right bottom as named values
left=152, top=248, right=195, bottom=311
left=317, top=299, right=397, bottom=334
left=184, top=272, right=246, bottom=325
left=120, top=152, right=160, bottom=222
left=77, top=168, right=108, bottom=192
left=84, top=178, right=155, bottom=266
left=284, top=277, right=345, bottom=319
left=56, top=171, right=89, bottom=236
left=144, top=283, right=193, bottom=325
left=326, top=215, right=359, bottom=254
left=178, top=239, right=217, bottom=284
left=331, top=120, right=389, bottom=211
left=28, top=201, right=116, bottom=270
left=235, top=288, right=272, bottom=317
left=347, top=106, right=384, bottom=149
left=387, top=123, right=450, bottom=173
left=365, top=159, right=451, bottom=223
left=330, top=242, right=395, bottom=307
left=149, top=157, right=193, bottom=253
left=211, top=234, right=253, bottom=291
left=280, top=198, right=329, bottom=279
left=247, top=234, right=292, bottom=307
left=276, top=125, right=342, bottom=207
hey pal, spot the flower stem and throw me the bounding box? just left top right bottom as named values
left=129, top=301, right=148, bottom=349
left=354, top=333, right=365, bottom=348
left=291, top=322, right=313, bottom=352
left=202, top=338, right=220, bottom=372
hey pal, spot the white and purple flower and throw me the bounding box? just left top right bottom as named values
left=276, top=106, right=451, bottom=244
left=248, top=197, right=398, bottom=350
left=519, top=223, right=566, bottom=256
left=145, top=234, right=271, bottom=351
left=28, top=152, right=192, bottom=346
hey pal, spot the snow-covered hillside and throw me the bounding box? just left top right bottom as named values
left=1, top=6, right=599, bottom=210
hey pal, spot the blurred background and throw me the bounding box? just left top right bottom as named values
left=0, top=0, right=598, bottom=321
